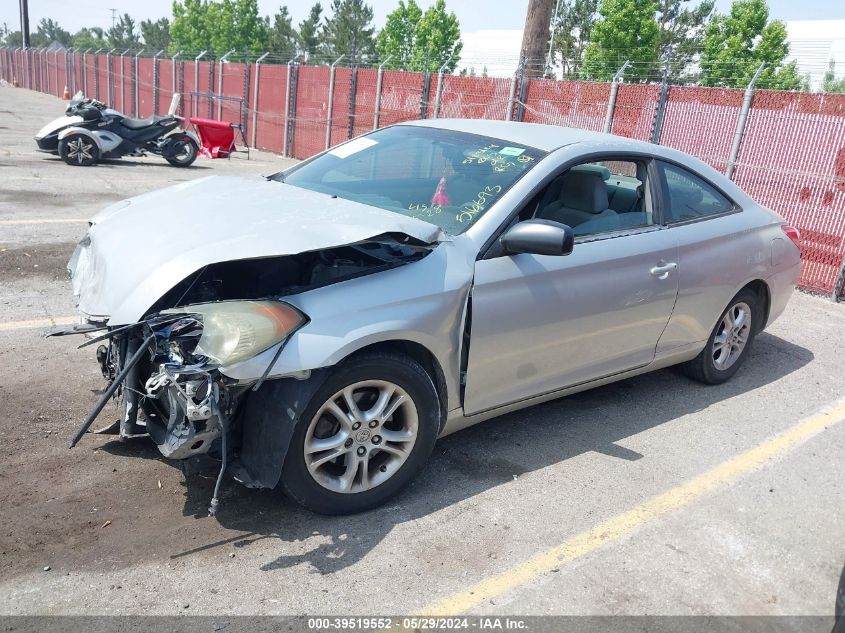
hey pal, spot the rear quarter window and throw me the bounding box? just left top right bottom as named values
left=660, top=162, right=735, bottom=223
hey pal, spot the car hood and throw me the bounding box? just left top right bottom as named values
left=70, top=175, right=443, bottom=325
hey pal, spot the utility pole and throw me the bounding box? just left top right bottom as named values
left=19, top=0, right=30, bottom=49
left=520, top=0, right=554, bottom=78
left=110, top=8, right=117, bottom=29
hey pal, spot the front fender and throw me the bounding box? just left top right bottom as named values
left=57, top=127, right=102, bottom=151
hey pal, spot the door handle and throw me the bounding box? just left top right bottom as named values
left=650, top=262, right=678, bottom=279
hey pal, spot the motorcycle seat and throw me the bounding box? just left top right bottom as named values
left=120, top=115, right=170, bottom=129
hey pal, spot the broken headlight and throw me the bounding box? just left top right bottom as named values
left=167, top=300, right=306, bottom=366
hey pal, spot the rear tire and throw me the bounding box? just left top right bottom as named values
left=682, top=288, right=759, bottom=385
left=59, top=134, right=99, bottom=166
left=163, top=134, right=199, bottom=167
left=281, top=352, right=440, bottom=515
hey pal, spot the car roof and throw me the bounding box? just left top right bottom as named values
left=400, top=118, right=655, bottom=153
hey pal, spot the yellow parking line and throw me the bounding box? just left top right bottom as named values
left=0, top=219, right=87, bottom=225
left=0, top=316, right=77, bottom=331
left=422, top=398, right=845, bottom=616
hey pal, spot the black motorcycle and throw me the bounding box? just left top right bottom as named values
left=35, top=91, right=199, bottom=167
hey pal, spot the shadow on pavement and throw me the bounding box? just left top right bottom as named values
left=102, top=331, right=814, bottom=576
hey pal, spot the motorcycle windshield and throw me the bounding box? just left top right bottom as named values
left=69, top=91, right=85, bottom=106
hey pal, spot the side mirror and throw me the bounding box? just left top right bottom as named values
left=500, top=219, right=574, bottom=257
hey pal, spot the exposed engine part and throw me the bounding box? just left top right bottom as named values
left=68, top=332, right=156, bottom=448
left=145, top=369, right=222, bottom=459
left=147, top=234, right=432, bottom=313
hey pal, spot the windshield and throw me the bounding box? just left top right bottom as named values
left=278, top=126, right=546, bottom=235
left=69, top=91, right=85, bottom=106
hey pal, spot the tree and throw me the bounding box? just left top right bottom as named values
left=581, top=0, right=659, bottom=82
left=171, top=0, right=266, bottom=58
left=106, top=14, right=141, bottom=50
left=141, top=18, right=171, bottom=52
left=377, top=0, right=460, bottom=72
left=2, top=27, right=23, bottom=48
left=34, top=18, right=72, bottom=48
left=321, top=0, right=376, bottom=65
left=298, top=3, right=323, bottom=59
left=550, top=0, right=598, bottom=79
left=699, top=0, right=801, bottom=90
left=822, top=60, right=845, bottom=94
left=654, top=0, right=714, bottom=82
left=171, top=0, right=211, bottom=54
left=72, top=27, right=106, bottom=51
left=265, top=5, right=298, bottom=57
left=412, top=0, right=461, bottom=72
left=377, top=0, right=423, bottom=70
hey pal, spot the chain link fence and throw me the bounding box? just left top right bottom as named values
left=2, top=47, right=844, bottom=300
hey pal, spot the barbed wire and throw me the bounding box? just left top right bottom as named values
left=5, top=45, right=845, bottom=92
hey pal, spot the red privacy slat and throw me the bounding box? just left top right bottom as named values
left=523, top=79, right=610, bottom=130
left=659, top=86, right=743, bottom=171
left=254, top=63, right=287, bottom=153
left=733, top=90, right=845, bottom=294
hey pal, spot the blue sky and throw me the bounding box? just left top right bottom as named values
left=3, top=0, right=843, bottom=42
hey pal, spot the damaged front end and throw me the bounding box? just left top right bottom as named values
left=61, top=228, right=437, bottom=515
left=69, top=302, right=307, bottom=514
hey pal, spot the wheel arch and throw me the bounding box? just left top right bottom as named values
left=57, top=126, right=102, bottom=150
left=741, top=278, right=771, bottom=331
left=340, top=339, right=449, bottom=431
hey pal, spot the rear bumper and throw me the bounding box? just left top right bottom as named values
left=766, top=260, right=801, bottom=328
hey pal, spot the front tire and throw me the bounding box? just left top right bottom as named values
left=163, top=134, right=198, bottom=167
left=59, top=134, right=99, bottom=166
left=682, top=288, right=759, bottom=385
left=281, top=352, right=440, bottom=515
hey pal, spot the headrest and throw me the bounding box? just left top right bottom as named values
left=559, top=170, right=609, bottom=214
left=571, top=163, right=611, bottom=181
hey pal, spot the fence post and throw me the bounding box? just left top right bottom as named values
left=105, top=49, right=114, bottom=104
left=208, top=60, right=215, bottom=118
left=93, top=48, right=102, bottom=99
left=82, top=48, right=91, bottom=95
left=217, top=49, right=236, bottom=119
left=241, top=53, right=251, bottom=134
left=134, top=49, right=144, bottom=117
left=283, top=60, right=294, bottom=157
left=515, top=60, right=528, bottom=122
left=419, top=70, right=431, bottom=119
left=171, top=51, right=182, bottom=108
left=725, top=62, right=765, bottom=180
left=153, top=49, right=164, bottom=115
left=604, top=60, right=630, bottom=134
left=284, top=61, right=299, bottom=157
left=251, top=52, right=269, bottom=148
left=433, top=55, right=453, bottom=119
left=347, top=66, right=357, bottom=140
left=119, top=49, right=130, bottom=112
left=833, top=259, right=845, bottom=302
left=650, top=54, right=671, bottom=144
left=373, top=55, right=392, bottom=130
left=325, top=55, right=344, bottom=150
left=506, top=63, right=520, bottom=121
left=193, top=51, right=207, bottom=119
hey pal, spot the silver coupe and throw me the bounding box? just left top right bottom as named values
left=60, top=120, right=802, bottom=515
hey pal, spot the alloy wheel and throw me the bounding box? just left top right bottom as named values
left=712, top=301, right=751, bottom=370
left=303, top=380, right=419, bottom=494
left=66, top=137, right=94, bottom=164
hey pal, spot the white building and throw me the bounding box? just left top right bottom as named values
left=785, top=20, right=845, bottom=90
left=457, top=21, right=845, bottom=89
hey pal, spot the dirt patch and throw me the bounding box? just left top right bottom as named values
left=0, top=242, right=75, bottom=282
